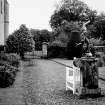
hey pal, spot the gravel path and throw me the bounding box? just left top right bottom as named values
left=22, top=59, right=36, bottom=104
left=22, top=59, right=105, bottom=105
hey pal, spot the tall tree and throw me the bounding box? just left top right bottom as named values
left=50, top=0, right=97, bottom=30
left=6, top=24, right=34, bottom=59
left=92, top=13, right=105, bottom=39
left=30, top=29, right=52, bottom=50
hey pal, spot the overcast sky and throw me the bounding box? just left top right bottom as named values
left=8, top=0, right=105, bottom=34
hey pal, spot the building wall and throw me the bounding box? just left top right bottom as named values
left=0, top=0, right=4, bottom=45
left=0, top=0, right=9, bottom=45
left=4, top=0, right=9, bottom=44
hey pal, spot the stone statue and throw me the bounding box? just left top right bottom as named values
left=80, top=20, right=93, bottom=56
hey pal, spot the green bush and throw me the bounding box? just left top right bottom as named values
left=102, top=40, right=105, bottom=46
left=6, top=53, right=20, bottom=68
left=0, top=64, right=19, bottom=87
left=0, top=53, right=20, bottom=88
left=47, top=46, right=66, bottom=58
left=47, top=41, right=66, bottom=58
left=0, top=53, right=20, bottom=68
left=0, top=45, right=5, bottom=52
left=0, top=52, right=8, bottom=61
left=95, top=53, right=105, bottom=67
left=102, top=55, right=105, bottom=63
left=97, top=58, right=104, bottom=67
left=89, top=38, right=104, bottom=46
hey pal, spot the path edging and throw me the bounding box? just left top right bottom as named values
left=51, top=59, right=73, bottom=68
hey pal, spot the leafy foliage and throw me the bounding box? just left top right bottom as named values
left=6, top=24, right=34, bottom=59
left=50, top=0, right=97, bottom=30
left=0, top=64, right=18, bottom=87
left=89, top=38, right=104, bottom=46
left=0, top=45, right=5, bottom=52
left=49, top=0, right=98, bottom=59
left=0, top=52, right=20, bottom=68
left=51, top=21, right=82, bottom=46
left=86, top=12, right=105, bottom=39
left=30, top=29, right=52, bottom=50
left=47, top=41, right=66, bottom=58
left=0, top=52, right=20, bottom=88
left=49, top=0, right=105, bottom=59
left=92, top=19, right=105, bottom=40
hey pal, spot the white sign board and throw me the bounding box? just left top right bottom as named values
left=66, top=65, right=80, bottom=94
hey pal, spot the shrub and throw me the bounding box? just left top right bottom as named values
left=0, top=53, right=20, bottom=68
left=0, top=45, right=5, bottom=52
left=95, top=52, right=105, bottom=67
left=97, top=57, right=104, bottom=67
left=102, top=40, right=105, bottom=46
left=47, top=41, right=66, bottom=58
left=6, top=53, right=20, bottom=68
left=0, top=52, right=8, bottom=61
left=0, top=52, right=20, bottom=88
left=89, top=38, right=104, bottom=46
left=0, top=64, right=18, bottom=88
left=48, top=46, right=66, bottom=58
left=102, top=55, right=105, bottom=63
left=35, top=41, right=42, bottom=51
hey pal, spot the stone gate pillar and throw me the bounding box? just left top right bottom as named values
left=42, top=42, right=48, bottom=58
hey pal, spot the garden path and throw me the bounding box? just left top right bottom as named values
left=0, top=59, right=105, bottom=105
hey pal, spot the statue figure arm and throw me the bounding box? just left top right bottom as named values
left=82, top=20, right=90, bottom=32
left=83, top=20, right=90, bottom=28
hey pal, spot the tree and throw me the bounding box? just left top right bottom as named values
left=90, top=13, right=105, bottom=39
left=6, top=24, right=34, bottom=59
left=30, top=29, right=52, bottom=50
left=50, top=0, right=97, bottom=30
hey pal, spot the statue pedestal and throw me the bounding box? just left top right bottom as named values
left=73, top=57, right=101, bottom=95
